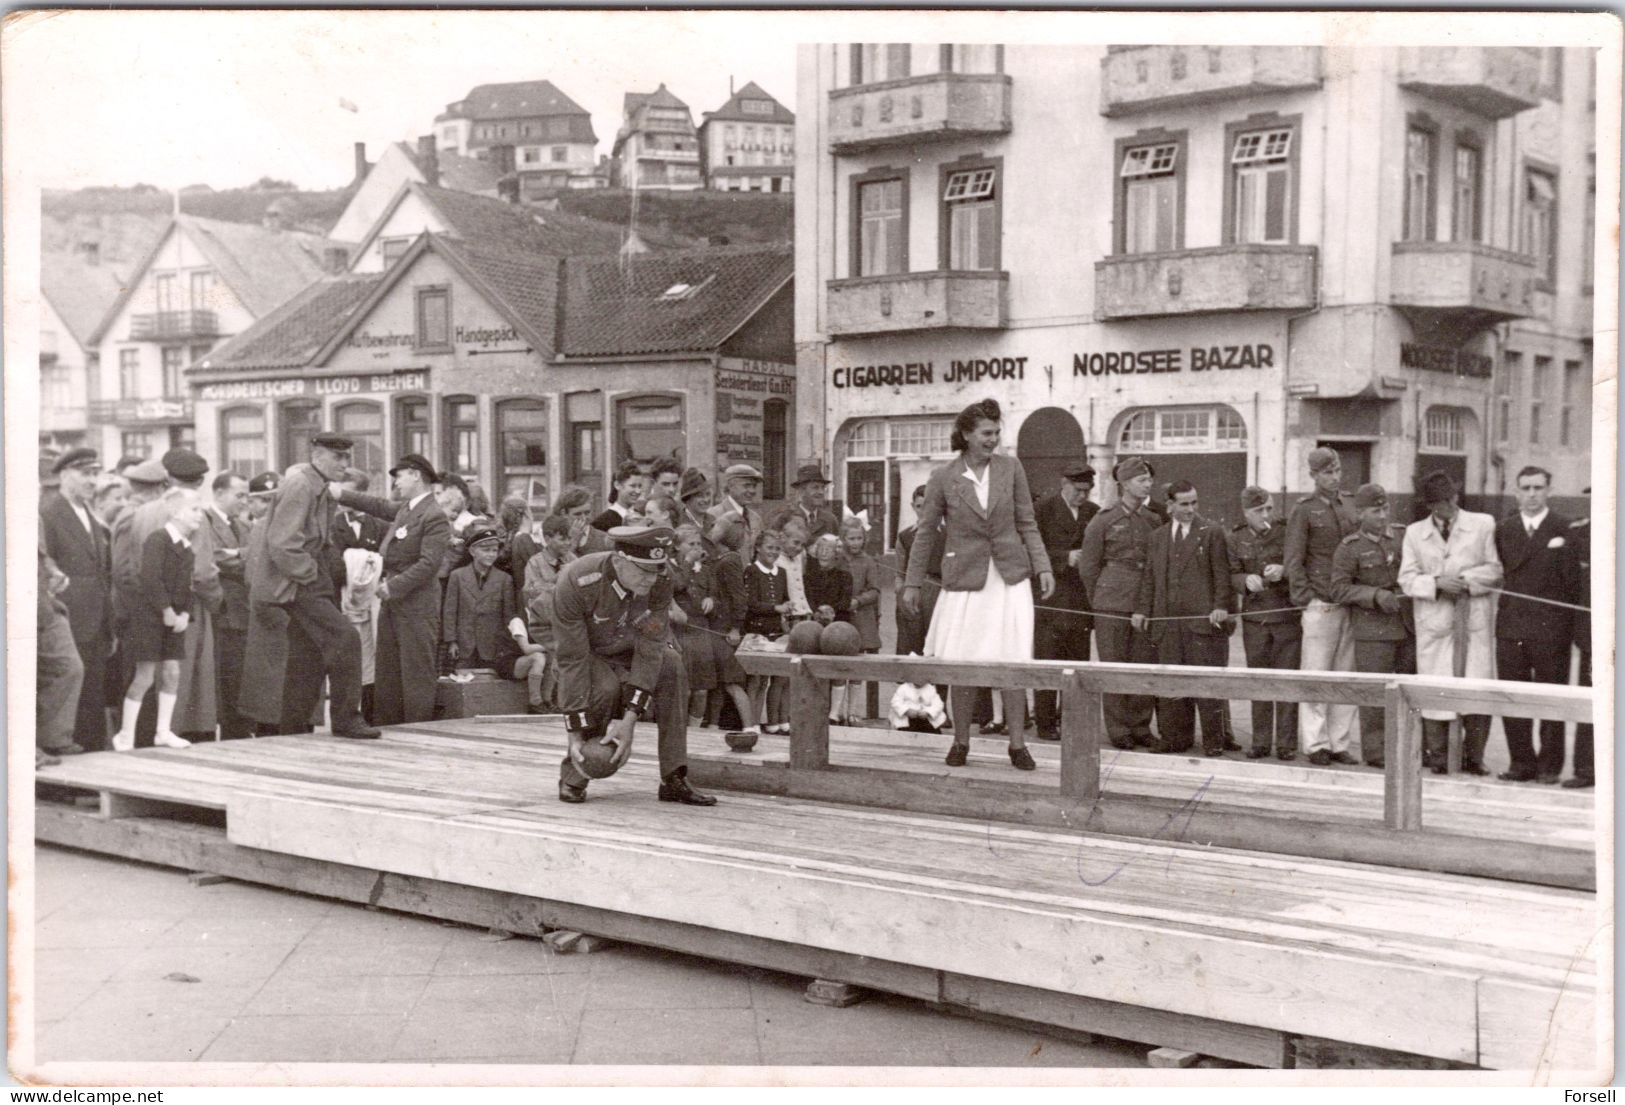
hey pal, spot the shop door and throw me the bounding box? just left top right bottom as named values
left=892, top=456, right=940, bottom=550
left=1318, top=441, right=1371, bottom=491
left=1147, top=453, right=1249, bottom=528
left=844, top=459, right=888, bottom=549
left=1016, top=407, right=1086, bottom=501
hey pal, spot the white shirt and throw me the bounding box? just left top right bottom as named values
left=960, top=461, right=991, bottom=512
left=778, top=551, right=810, bottom=614
left=1521, top=507, right=1549, bottom=535
left=409, top=491, right=431, bottom=510
left=1173, top=522, right=1188, bottom=544
left=70, top=499, right=96, bottom=537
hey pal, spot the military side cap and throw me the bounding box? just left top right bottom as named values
left=248, top=470, right=281, bottom=494
left=1240, top=485, right=1271, bottom=510
left=1353, top=483, right=1388, bottom=510
left=125, top=457, right=169, bottom=485
left=1063, top=463, right=1096, bottom=483
left=677, top=467, right=709, bottom=501
left=791, top=463, right=831, bottom=486
left=722, top=463, right=763, bottom=482
left=464, top=522, right=502, bottom=550
left=1420, top=470, right=1458, bottom=505
left=389, top=453, right=437, bottom=484
left=53, top=447, right=101, bottom=475
left=1113, top=456, right=1152, bottom=482
left=161, top=448, right=208, bottom=481
left=311, top=432, right=353, bottom=452
left=1307, top=447, right=1340, bottom=474
left=611, top=525, right=675, bottom=565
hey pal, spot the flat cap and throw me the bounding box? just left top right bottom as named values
left=1113, top=456, right=1153, bottom=482
left=247, top=471, right=281, bottom=495
left=1240, top=485, right=1272, bottom=510
left=161, top=448, right=208, bottom=482
left=311, top=432, right=353, bottom=452
left=1353, top=483, right=1388, bottom=510
left=52, top=447, right=101, bottom=475
left=722, top=463, right=763, bottom=482
left=125, top=457, right=169, bottom=485
left=610, top=525, right=675, bottom=565
left=1063, top=463, right=1097, bottom=484
left=463, top=522, right=503, bottom=550
left=1419, top=470, right=1458, bottom=505
left=677, top=467, right=709, bottom=502
left=790, top=463, right=831, bottom=487
left=389, top=453, right=437, bottom=485
left=1307, top=447, right=1341, bottom=475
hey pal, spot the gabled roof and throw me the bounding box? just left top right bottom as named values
left=394, top=142, right=502, bottom=195
left=560, top=246, right=792, bottom=358
left=41, top=251, right=127, bottom=349
left=701, top=81, right=796, bottom=126
left=90, top=214, right=343, bottom=346
left=624, top=83, right=689, bottom=120
left=441, top=79, right=594, bottom=125
left=194, top=274, right=383, bottom=372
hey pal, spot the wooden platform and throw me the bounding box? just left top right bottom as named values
left=33, top=722, right=1601, bottom=1073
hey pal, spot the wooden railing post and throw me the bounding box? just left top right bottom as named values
left=1383, top=681, right=1423, bottom=830
left=787, top=658, right=830, bottom=770
left=1058, top=669, right=1103, bottom=801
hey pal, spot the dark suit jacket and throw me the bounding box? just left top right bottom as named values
left=1034, top=492, right=1097, bottom=611
left=250, top=464, right=332, bottom=604
left=141, top=529, right=194, bottom=618
left=344, top=492, right=451, bottom=624
left=1138, top=516, right=1234, bottom=641
left=40, top=492, right=112, bottom=646
left=773, top=503, right=840, bottom=540
left=1494, top=511, right=1578, bottom=643
left=205, top=507, right=251, bottom=632
left=903, top=454, right=1051, bottom=594
left=442, top=564, right=519, bottom=662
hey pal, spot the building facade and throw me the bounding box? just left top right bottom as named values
left=698, top=81, right=796, bottom=193
left=614, top=85, right=705, bottom=191
left=40, top=249, right=125, bottom=452
left=795, top=43, right=1597, bottom=549
left=434, top=80, right=600, bottom=196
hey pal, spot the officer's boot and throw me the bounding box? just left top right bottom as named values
left=658, top=765, right=716, bottom=807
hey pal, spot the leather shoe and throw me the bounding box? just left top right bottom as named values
left=658, top=767, right=716, bottom=806
left=982, top=721, right=1008, bottom=736
left=1246, top=745, right=1270, bottom=759
left=1431, top=764, right=1449, bottom=775
left=36, top=749, right=60, bottom=768
left=945, top=744, right=968, bottom=767
left=1008, top=746, right=1036, bottom=771
left=1308, top=750, right=1331, bottom=766
left=1223, top=740, right=1243, bottom=752
left=1536, top=772, right=1561, bottom=785
left=43, top=742, right=85, bottom=756
left=1330, top=751, right=1359, bottom=766
left=1276, top=748, right=1296, bottom=762
left=333, top=724, right=381, bottom=740
left=1365, top=760, right=1385, bottom=769
left=1498, top=768, right=1536, bottom=783
left=1561, top=776, right=1594, bottom=789
left=1203, top=747, right=1225, bottom=758
left=1459, top=762, right=1489, bottom=777
left=558, top=779, right=587, bottom=804
left=1035, top=729, right=1061, bottom=742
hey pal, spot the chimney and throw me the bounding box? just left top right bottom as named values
left=262, top=203, right=286, bottom=232
left=353, top=141, right=368, bottom=184
left=324, top=246, right=350, bottom=274
left=417, top=135, right=439, bottom=188
left=76, top=241, right=100, bottom=266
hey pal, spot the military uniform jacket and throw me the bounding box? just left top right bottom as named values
left=1284, top=491, right=1357, bottom=605
left=1225, top=521, right=1296, bottom=624
left=1078, top=500, right=1157, bottom=613
left=344, top=492, right=452, bottom=618
left=552, top=551, right=676, bottom=726
left=1034, top=492, right=1098, bottom=611
left=1137, top=516, right=1235, bottom=640
left=1330, top=527, right=1413, bottom=641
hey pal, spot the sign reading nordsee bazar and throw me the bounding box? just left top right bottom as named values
left=198, top=370, right=429, bottom=402
left=832, top=343, right=1276, bottom=388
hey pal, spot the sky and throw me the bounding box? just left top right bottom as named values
left=5, top=10, right=802, bottom=192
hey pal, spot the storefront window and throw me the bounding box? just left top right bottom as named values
left=616, top=394, right=684, bottom=469
left=121, top=431, right=153, bottom=459
left=335, top=401, right=386, bottom=492
left=1422, top=407, right=1466, bottom=453
left=281, top=401, right=321, bottom=469
left=397, top=396, right=430, bottom=458
left=762, top=399, right=788, bottom=501
left=566, top=391, right=603, bottom=492
left=498, top=398, right=549, bottom=505
left=443, top=397, right=479, bottom=479
left=221, top=406, right=267, bottom=479
left=1116, top=407, right=1248, bottom=453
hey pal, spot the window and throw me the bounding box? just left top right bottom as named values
left=154, top=273, right=176, bottom=313
left=1496, top=351, right=1517, bottom=444
left=444, top=397, right=479, bottom=479
left=742, top=99, right=774, bottom=116
left=856, top=176, right=905, bottom=276
left=852, top=44, right=910, bottom=85
left=888, top=419, right=954, bottom=455
left=1119, top=140, right=1180, bottom=254
left=763, top=398, right=788, bottom=501
left=1116, top=407, right=1248, bottom=452
left=1583, top=172, right=1595, bottom=290
left=397, top=396, right=430, bottom=457
left=1451, top=141, right=1482, bottom=243
left=1561, top=360, right=1581, bottom=447
left=1229, top=125, right=1294, bottom=244
left=415, top=286, right=450, bottom=349
left=169, top=425, right=195, bottom=453
left=119, top=348, right=140, bottom=398
left=220, top=406, right=267, bottom=478
left=1528, top=356, right=1552, bottom=445
left=1403, top=123, right=1437, bottom=241
left=189, top=270, right=213, bottom=310
left=1522, top=167, right=1557, bottom=284
left=121, top=431, right=154, bottom=459
left=551, top=146, right=566, bottom=162
left=380, top=237, right=411, bottom=268
left=724, top=125, right=737, bottom=149
left=946, top=44, right=1000, bottom=73
left=189, top=343, right=212, bottom=367
left=616, top=394, right=684, bottom=468
left=160, top=346, right=184, bottom=396
left=334, top=402, right=385, bottom=491
left=942, top=164, right=998, bottom=271
left=498, top=399, right=549, bottom=502
left=521, top=147, right=541, bottom=165
left=1422, top=407, right=1466, bottom=453
left=280, top=401, right=321, bottom=467
left=41, top=363, right=71, bottom=409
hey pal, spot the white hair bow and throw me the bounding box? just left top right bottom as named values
left=842, top=506, right=870, bottom=532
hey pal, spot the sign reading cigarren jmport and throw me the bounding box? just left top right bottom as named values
left=831, top=344, right=1276, bottom=388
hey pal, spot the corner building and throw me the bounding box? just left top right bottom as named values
left=794, top=44, right=1597, bottom=548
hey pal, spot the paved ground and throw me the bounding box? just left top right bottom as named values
left=30, top=845, right=1149, bottom=1068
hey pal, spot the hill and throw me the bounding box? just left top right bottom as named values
left=554, top=189, right=791, bottom=248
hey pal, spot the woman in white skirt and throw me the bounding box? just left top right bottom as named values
left=901, top=399, right=1055, bottom=770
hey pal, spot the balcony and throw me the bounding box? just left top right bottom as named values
left=826, top=270, right=1008, bottom=337
left=1396, top=47, right=1541, bottom=119
left=129, top=309, right=219, bottom=341
left=828, top=73, right=1011, bottom=155
left=1390, top=242, right=1538, bottom=340
left=1094, top=245, right=1317, bottom=321
left=88, top=396, right=195, bottom=426
left=1100, top=46, right=1322, bottom=117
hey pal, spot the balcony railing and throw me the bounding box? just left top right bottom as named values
left=1390, top=242, right=1538, bottom=331
left=129, top=309, right=219, bottom=341
left=826, top=270, right=1008, bottom=337
left=1094, top=245, right=1317, bottom=320
left=1396, top=47, right=1541, bottom=119
left=88, top=396, right=195, bottom=425
left=1100, top=46, right=1323, bottom=116
left=828, top=73, right=1012, bottom=154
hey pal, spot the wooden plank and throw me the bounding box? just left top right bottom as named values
left=227, top=792, right=1488, bottom=1061
left=941, top=974, right=1290, bottom=1069
left=1058, top=671, right=1101, bottom=801
left=1290, top=1035, right=1471, bottom=1070
left=787, top=658, right=830, bottom=770
left=1384, top=682, right=1423, bottom=831
left=99, top=792, right=207, bottom=820
left=1477, top=977, right=1601, bottom=1075
left=1147, top=1047, right=1200, bottom=1068
left=1405, top=680, right=1593, bottom=725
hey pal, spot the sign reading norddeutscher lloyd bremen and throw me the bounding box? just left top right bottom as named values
left=197, top=370, right=429, bottom=401
left=832, top=343, right=1277, bottom=388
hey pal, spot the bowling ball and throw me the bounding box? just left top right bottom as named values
left=819, top=621, right=862, bottom=656
left=786, top=620, right=824, bottom=654
left=725, top=729, right=759, bottom=752
left=576, top=735, right=622, bottom=779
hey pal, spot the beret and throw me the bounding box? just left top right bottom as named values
left=389, top=453, right=438, bottom=485
left=161, top=448, right=208, bottom=481
left=1240, top=485, right=1272, bottom=510
left=1353, top=483, right=1388, bottom=510
left=52, top=447, right=100, bottom=475
left=1419, top=471, right=1458, bottom=505
left=1307, top=447, right=1340, bottom=475
left=610, top=525, right=676, bottom=565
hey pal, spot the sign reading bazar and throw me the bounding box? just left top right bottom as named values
left=832, top=345, right=1275, bottom=388
left=197, top=370, right=429, bottom=402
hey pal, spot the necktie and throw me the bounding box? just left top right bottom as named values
left=1439, top=519, right=1452, bottom=543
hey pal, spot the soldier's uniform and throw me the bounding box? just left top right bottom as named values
left=1225, top=489, right=1301, bottom=759
left=553, top=528, right=714, bottom=805
left=1284, top=455, right=1359, bottom=759
left=1330, top=484, right=1415, bottom=767
left=1568, top=508, right=1593, bottom=788
left=1078, top=458, right=1158, bottom=749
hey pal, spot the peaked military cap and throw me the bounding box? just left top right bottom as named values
left=611, top=525, right=676, bottom=565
